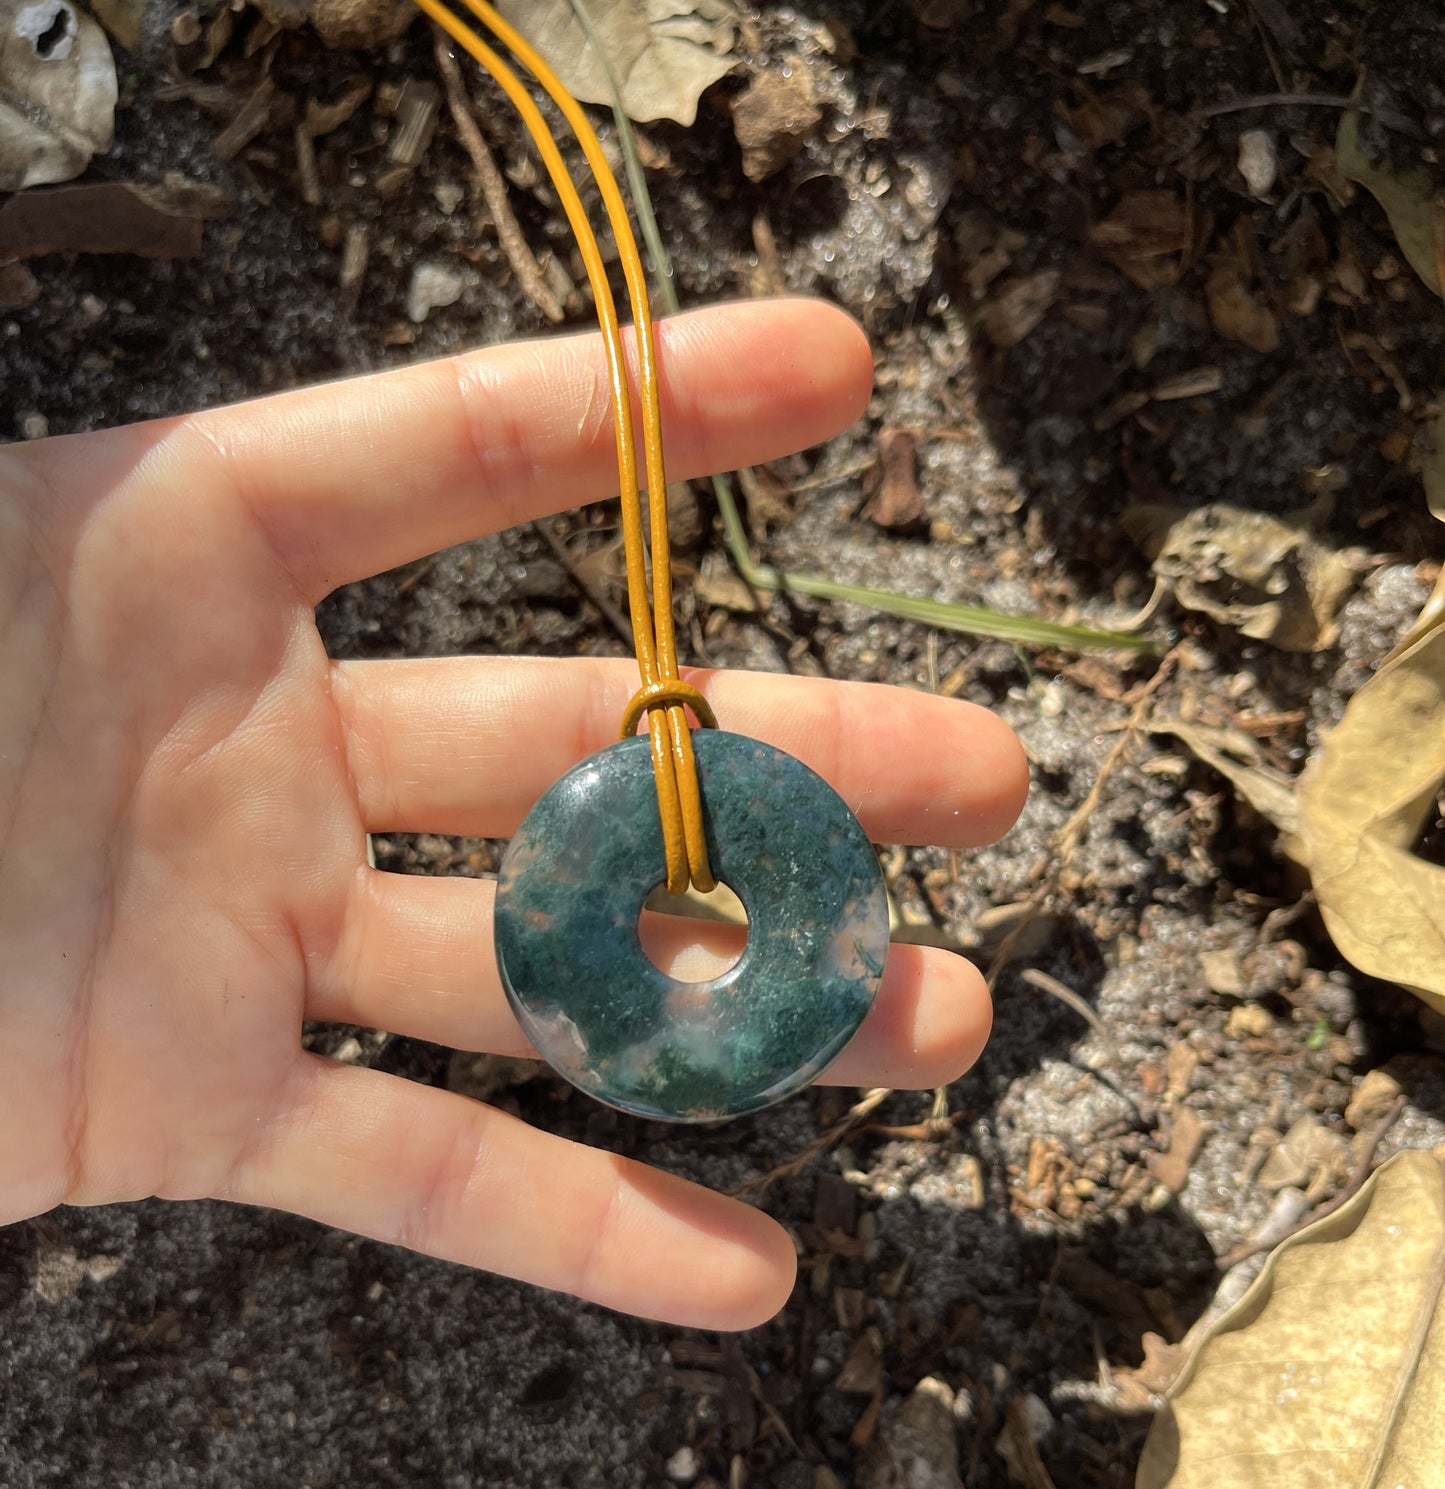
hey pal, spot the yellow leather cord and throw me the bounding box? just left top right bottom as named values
left=410, top=0, right=716, bottom=893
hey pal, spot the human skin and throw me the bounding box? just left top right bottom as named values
left=0, top=298, right=1027, bottom=1329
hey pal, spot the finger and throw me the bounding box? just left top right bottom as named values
left=311, top=872, right=992, bottom=1091
left=164, top=299, right=871, bottom=599
left=334, top=657, right=1029, bottom=849
left=222, top=1057, right=796, bottom=1329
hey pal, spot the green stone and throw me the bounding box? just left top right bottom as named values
left=494, top=731, right=888, bottom=1122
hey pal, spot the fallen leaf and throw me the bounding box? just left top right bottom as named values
left=1143, top=719, right=1298, bottom=838
left=1424, top=414, right=1445, bottom=526
left=1335, top=109, right=1443, bottom=300
left=1125, top=498, right=1356, bottom=652
left=0, top=0, right=117, bottom=189
left=730, top=66, right=820, bottom=181
left=1205, top=265, right=1279, bottom=354
left=496, top=0, right=738, bottom=126
left=1137, top=1150, right=1445, bottom=1488
left=1090, top=190, right=1189, bottom=289
left=1296, top=626, right=1445, bottom=1011
left=88, top=0, right=142, bottom=51
left=981, top=268, right=1061, bottom=348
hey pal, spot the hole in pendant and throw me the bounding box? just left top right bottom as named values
left=639, top=881, right=748, bottom=983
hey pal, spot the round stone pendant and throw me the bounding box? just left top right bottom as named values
left=494, top=731, right=889, bottom=1122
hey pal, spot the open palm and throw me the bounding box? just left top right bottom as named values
left=0, top=300, right=1025, bottom=1328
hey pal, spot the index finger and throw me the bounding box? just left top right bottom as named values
left=174, top=299, right=871, bottom=599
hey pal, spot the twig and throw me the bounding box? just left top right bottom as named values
left=432, top=28, right=566, bottom=325
left=1018, top=968, right=1107, bottom=1039
left=1053, top=645, right=1181, bottom=864
left=1196, top=93, right=1424, bottom=138
left=732, top=1088, right=892, bottom=1197
left=535, top=521, right=634, bottom=648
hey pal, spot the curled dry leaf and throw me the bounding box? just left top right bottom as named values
left=1335, top=110, right=1443, bottom=300
left=1142, top=719, right=1298, bottom=838
left=1125, top=499, right=1356, bottom=652
left=0, top=0, right=117, bottom=189
left=495, top=0, right=738, bottom=126
left=730, top=66, right=820, bottom=182
left=1089, top=190, right=1189, bottom=290
left=1137, top=1150, right=1445, bottom=1488
left=1296, top=625, right=1445, bottom=1010
left=1204, top=265, right=1279, bottom=355
left=980, top=268, right=1061, bottom=348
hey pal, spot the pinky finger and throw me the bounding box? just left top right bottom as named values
left=220, top=1057, right=796, bottom=1329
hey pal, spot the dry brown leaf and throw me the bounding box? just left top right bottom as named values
left=1204, top=265, right=1279, bottom=354
left=1425, top=414, right=1445, bottom=526
left=1296, top=626, right=1445, bottom=1010
left=730, top=66, right=820, bottom=182
left=1143, top=719, right=1298, bottom=838
left=496, top=0, right=738, bottom=126
left=1137, top=1150, right=1445, bottom=1488
left=1089, top=190, right=1188, bottom=289
left=981, top=268, right=1061, bottom=347
left=1336, top=110, right=1443, bottom=300
left=0, top=0, right=116, bottom=189
left=1125, top=499, right=1356, bottom=652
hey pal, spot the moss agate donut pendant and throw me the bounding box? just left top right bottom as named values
left=494, top=732, right=889, bottom=1122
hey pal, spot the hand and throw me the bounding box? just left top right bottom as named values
left=0, top=299, right=1026, bottom=1329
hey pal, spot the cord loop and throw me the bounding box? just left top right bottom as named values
left=419, top=0, right=716, bottom=893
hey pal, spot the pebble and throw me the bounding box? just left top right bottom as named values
left=405, top=260, right=465, bottom=323
left=666, top=1446, right=698, bottom=1484
left=860, top=1376, right=961, bottom=1489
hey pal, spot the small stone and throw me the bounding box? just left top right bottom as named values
left=1199, top=947, right=1246, bottom=997
left=1344, top=1068, right=1403, bottom=1131
left=495, top=733, right=887, bottom=1122
left=1237, top=128, right=1278, bottom=197
left=19, top=411, right=48, bottom=440
left=433, top=180, right=465, bottom=215
left=1225, top=1003, right=1273, bottom=1039
left=405, top=260, right=465, bottom=323
left=666, top=1447, right=699, bottom=1484
left=0, top=261, right=40, bottom=310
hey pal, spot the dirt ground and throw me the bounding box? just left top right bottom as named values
left=3, top=1, right=1445, bottom=1485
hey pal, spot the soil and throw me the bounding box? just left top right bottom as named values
left=3, top=1, right=1445, bottom=1486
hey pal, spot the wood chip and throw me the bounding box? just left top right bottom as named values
left=1153, top=1106, right=1205, bottom=1193
left=389, top=78, right=439, bottom=167
left=0, top=181, right=215, bottom=258
left=1206, top=265, right=1280, bottom=353
left=865, top=426, right=924, bottom=529
left=1151, top=366, right=1224, bottom=400
left=214, top=75, right=277, bottom=164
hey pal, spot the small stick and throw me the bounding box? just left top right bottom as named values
left=536, top=521, right=635, bottom=649
left=432, top=28, right=566, bottom=324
